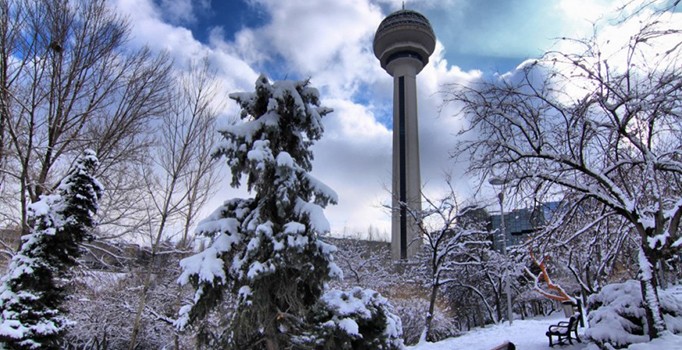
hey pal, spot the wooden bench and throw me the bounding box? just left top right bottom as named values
left=546, top=315, right=581, bottom=347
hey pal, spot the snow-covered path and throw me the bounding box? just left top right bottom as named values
left=409, top=313, right=589, bottom=350
left=408, top=311, right=682, bottom=350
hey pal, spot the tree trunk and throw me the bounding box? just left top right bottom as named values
left=494, top=290, right=502, bottom=323
left=128, top=262, right=154, bottom=350
left=638, top=246, right=666, bottom=339
left=265, top=323, right=280, bottom=350
left=173, top=241, right=191, bottom=350
left=424, top=280, right=439, bottom=341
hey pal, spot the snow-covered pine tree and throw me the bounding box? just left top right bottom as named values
left=176, top=75, right=342, bottom=349
left=0, top=150, right=103, bottom=349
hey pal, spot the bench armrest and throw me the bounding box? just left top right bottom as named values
left=548, top=324, right=568, bottom=332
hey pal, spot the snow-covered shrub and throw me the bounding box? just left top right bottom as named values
left=64, top=271, right=154, bottom=349
left=327, top=237, right=396, bottom=291
left=63, top=244, right=237, bottom=350
left=64, top=266, right=196, bottom=349
left=303, top=287, right=404, bottom=349
left=586, top=280, right=682, bottom=349
left=392, top=296, right=459, bottom=345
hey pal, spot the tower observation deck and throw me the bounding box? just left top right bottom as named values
left=373, top=9, right=436, bottom=259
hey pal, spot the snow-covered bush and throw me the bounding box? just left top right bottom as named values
left=64, top=270, right=162, bottom=349
left=327, top=237, right=396, bottom=291
left=64, top=263, right=195, bottom=349
left=391, top=296, right=459, bottom=345
left=303, top=287, right=404, bottom=350
left=586, top=280, right=682, bottom=349
left=63, top=246, right=236, bottom=350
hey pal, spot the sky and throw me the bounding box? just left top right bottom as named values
left=110, top=0, right=661, bottom=240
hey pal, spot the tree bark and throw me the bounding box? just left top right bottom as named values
left=265, top=321, right=280, bottom=350
left=424, top=278, right=439, bottom=341
left=639, top=246, right=666, bottom=339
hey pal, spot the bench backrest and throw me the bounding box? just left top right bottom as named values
left=568, top=316, right=578, bottom=330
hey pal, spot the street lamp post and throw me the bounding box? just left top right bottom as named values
left=490, top=178, right=513, bottom=326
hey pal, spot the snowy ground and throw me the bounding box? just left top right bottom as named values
left=408, top=312, right=682, bottom=350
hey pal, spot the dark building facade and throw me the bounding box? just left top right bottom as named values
left=489, top=202, right=561, bottom=251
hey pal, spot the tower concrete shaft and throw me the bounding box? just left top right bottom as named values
left=390, top=60, right=422, bottom=260
left=373, top=9, right=435, bottom=259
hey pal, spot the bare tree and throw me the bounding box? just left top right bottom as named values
left=401, top=178, right=488, bottom=342
left=531, top=196, right=638, bottom=297
left=447, top=1, right=681, bottom=339
left=128, top=58, right=222, bottom=350
left=0, top=0, right=171, bottom=239
left=329, top=237, right=393, bottom=288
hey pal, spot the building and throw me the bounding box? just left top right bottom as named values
left=489, top=202, right=561, bottom=250
left=373, top=8, right=436, bottom=260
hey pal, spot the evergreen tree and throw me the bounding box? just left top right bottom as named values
left=177, top=75, right=342, bottom=349
left=0, top=150, right=103, bottom=349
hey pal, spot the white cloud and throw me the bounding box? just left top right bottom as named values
left=112, top=0, right=258, bottom=99
left=113, top=0, right=202, bottom=56
left=251, top=0, right=382, bottom=72
left=157, top=0, right=209, bottom=25
left=309, top=98, right=392, bottom=236
left=408, top=44, right=484, bottom=204
left=558, top=0, right=614, bottom=24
